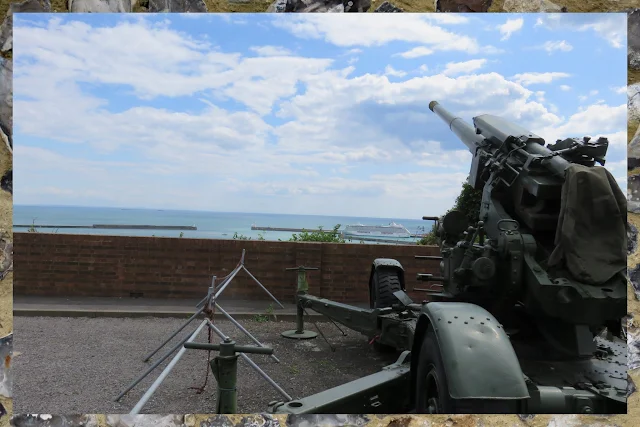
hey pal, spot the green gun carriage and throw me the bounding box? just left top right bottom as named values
left=187, top=101, right=628, bottom=415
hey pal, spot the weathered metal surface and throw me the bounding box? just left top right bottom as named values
left=148, top=0, right=207, bottom=12
left=68, top=0, right=133, bottom=12
left=419, top=303, right=529, bottom=400
left=184, top=339, right=275, bottom=414
left=270, top=358, right=410, bottom=414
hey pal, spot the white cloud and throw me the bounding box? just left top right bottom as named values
left=498, top=17, right=524, bottom=41
left=537, top=104, right=627, bottom=149
left=13, top=19, right=333, bottom=116
left=483, top=45, right=507, bottom=55
left=396, top=46, right=434, bottom=59
left=543, top=40, right=573, bottom=53
left=578, top=89, right=600, bottom=102
left=612, top=86, right=626, bottom=94
left=384, top=65, right=407, bottom=78
left=249, top=45, right=292, bottom=56
left=421, top=14, right=470, bottom=25
left=559, top=85, right=571, bottom=91
left=512, top=72, right=570, bottom=86
left=534, top=14, right=625, bottom=49
left=271, top=14, right=481, bottom=53
left=442, top=59, right=487, bottom=76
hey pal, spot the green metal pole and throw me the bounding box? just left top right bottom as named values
left=211, top=338, right=239, bottom=414
left=295, top=297, right=305, bottom=334
left=282, top=267, right=318, bottom=340
left=295, top=268, right=308, bottom=333
left=297, top=268, right=309, bottom=293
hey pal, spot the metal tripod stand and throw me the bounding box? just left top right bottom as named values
left=115, top=249, right=292, bottom=414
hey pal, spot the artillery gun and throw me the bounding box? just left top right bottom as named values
left=188, top=102, right=628, bottom=414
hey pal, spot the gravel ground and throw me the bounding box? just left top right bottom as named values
left=12, top=317, right=398, bottom=414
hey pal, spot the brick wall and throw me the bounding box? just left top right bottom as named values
left=13, top=233, right=442, bottom=304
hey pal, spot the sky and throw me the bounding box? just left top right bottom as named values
left=12, top=13, right=628, bottom=219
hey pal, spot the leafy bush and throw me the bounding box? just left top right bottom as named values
left=452, top=181, right=483, bottom=226
left=417, top=178, right=482, bottom=246
left=289, top=224, right=345, bottom=243
left=417, top=222, right=439, bottom=245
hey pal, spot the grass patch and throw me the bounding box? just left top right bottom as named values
left=253, top=303, right=276, bottom=322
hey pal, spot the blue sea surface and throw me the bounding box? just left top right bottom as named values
left=13, top=205, right=433, bottom=243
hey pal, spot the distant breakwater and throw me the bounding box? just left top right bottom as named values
left=13, top=224, right=197, bottom=231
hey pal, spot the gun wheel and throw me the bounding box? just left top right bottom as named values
left=415, top=328, right=452, bottom=413
left=415, top=328, right=517, bottom=414
left=369, top=268, right=402, bottom=353
left=425, top=372, right=442, bottom=414
left=370, top=268, right=402, bottom=309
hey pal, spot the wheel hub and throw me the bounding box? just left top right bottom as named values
left=427, top=397, right=439, bottom=414
left=425, top=367, right=441, bottom=414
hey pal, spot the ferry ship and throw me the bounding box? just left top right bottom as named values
left=342, top=222, right=412, bottom=238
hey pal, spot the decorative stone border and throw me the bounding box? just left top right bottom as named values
left=0, top=3, right=639, bottom=426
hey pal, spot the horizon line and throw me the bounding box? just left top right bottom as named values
left=13, top=204, right=434, bottom=222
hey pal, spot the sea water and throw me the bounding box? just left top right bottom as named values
left=13, top=205, right=433, bottom=243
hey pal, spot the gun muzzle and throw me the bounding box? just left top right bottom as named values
left=429, top=101, right=484, bottom=152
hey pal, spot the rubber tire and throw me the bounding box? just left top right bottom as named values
left=369, top=268, right=402, bottom=353
left=415, top=328, right=518, bottom=414
left=370, top=268, right=402, bottom=309
left=415, top=327, right=455, bottom=413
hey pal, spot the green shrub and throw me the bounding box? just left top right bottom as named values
left=289, top=224, right=345, bottom=243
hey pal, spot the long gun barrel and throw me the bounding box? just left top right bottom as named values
left=429, top=101, right=484, bottom=153
left=428, top=101, right=573, bottom=179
